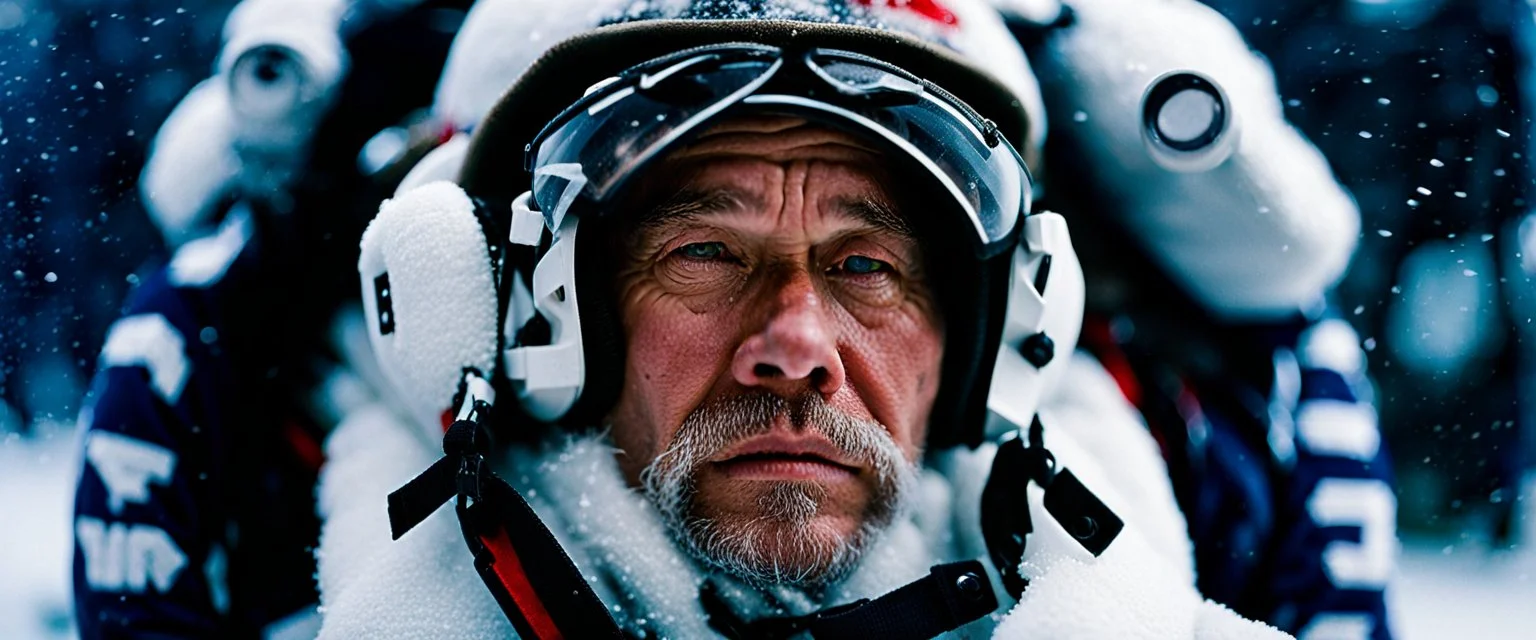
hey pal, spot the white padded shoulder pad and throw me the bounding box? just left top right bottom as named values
left=358, top=181, right=500, bottom=437
left=140, top=80, right=242, bottom=248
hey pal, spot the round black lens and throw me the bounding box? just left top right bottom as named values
left=1142, top=72, right=1226, bottom=153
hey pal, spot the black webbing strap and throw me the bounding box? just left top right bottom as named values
left=980, top=428, right=1037, bottom=599
left=386, top=417, right=482, bottom=540
left=703, top=561, right=998, bottom=640
left=387, top=408, right=623, bottom=639
left=980, top=417, right=1126, bottom=600
left=804, top=560, right=998, bottom=639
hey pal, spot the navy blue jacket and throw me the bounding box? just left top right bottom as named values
left=72, top=213, right=326, bottom=638
left=1083, top=312, right=1395, bottom=639
left=71, top=2, right=471, bottom=634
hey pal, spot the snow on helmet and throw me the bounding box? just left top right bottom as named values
left=431, top=0, right=1045, bottom=165
left=359, top=0, right=1082, bottom=449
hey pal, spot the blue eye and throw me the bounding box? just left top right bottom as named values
left=841, top=255, right=889, bottom=274
left=678, top=242, right=727, bottom=260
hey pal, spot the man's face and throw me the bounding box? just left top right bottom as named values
left=603, top=115, right=945, bottom=587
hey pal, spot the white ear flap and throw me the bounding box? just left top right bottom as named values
left=358, top=181, right=500, bottom=439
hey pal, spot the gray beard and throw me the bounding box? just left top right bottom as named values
left=638, top=393, right=918, bottom=589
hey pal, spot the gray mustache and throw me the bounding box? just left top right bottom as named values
left=640, top=392, right=910, bottom=519
left=648, top=393, right=901, bottom=480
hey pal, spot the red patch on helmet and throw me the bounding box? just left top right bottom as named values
left=857, top=0, right=960, bottom=26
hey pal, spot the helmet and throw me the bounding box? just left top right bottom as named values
left=358, top=0, right=1082, bottom=449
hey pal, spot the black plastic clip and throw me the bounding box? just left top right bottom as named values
left=981, top=415, right=1125, bottom=599
left=387, top=402, right=493, bottom=540
left=1043, top=468, right=1124, bottom=557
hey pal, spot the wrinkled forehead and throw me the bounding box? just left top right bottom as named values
left=621, top=115, right=910, bottom=234
left=668, top=114, right=886, bottom=165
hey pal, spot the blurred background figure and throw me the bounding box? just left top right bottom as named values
left=1002, top=0, right=1389, bottom=635
left=3, top=0, right=470, bottom=636
left=1195, top=1, right=1536, bottom=637
left=1, top=4, right=232, bottom=636
left=1200, top=0, right=1536, bottom=548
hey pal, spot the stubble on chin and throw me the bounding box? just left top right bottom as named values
left=686, top=480, right=863, bottom=587
left=638, top=393, right=914, bottom=589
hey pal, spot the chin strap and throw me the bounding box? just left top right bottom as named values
left=701, top=561, right=998, bottom=640
left=388, top=407, right=1123, bottom=640
left=387, top=403, right=625, bottom=640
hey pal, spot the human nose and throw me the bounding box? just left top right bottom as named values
left=730, top=268, right=847, bottom=397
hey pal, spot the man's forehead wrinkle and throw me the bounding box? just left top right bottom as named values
left=633, top=187, right=751, bottom=232
left=630, top=150, right=913, bottom=245
left=833, top=195, right=914, bottom=239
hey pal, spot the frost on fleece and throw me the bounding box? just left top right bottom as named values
left=314, top=353, right=1291, bottom=638
left=315, top=401, right=512, bottom=638
left=997, top=528, right=1290, bottom=640
left=357, top=181, right=500, bottom=437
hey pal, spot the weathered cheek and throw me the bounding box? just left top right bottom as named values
left=838, top=306, right=943, bottom=457
left=609, top=279, right=740, bottom=468
left=620, top=281, right=738, bottom=389
left=891, top=317, right=944, bottom=435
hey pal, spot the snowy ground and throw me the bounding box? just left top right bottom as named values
left=1392, top=538, right=1536, bottom=639
left=1, top=424, right=1532, bottom=639
left=1389, top=478, right=1536, bottom=640
left=1, top=424, right=80, bottom=639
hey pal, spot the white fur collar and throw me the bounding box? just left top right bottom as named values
left=499, top=432, right=999, bottom=638
left=314, top=354, right=1288, bottom=639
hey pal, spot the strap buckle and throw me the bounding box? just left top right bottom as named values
left=704, top=560, right=998, bottom=640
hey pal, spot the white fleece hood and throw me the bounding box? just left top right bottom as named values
left=313, top=354, right=1290, bottom=639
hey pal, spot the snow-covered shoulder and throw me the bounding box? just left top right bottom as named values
left=991, top=352, right=1291, bottom=639
left=314, top=401, right=512, bottom=639
left=1035, top=351, right=1195, bottom=583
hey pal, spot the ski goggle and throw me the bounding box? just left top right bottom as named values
left=524, top=43, right=1032, bottom=259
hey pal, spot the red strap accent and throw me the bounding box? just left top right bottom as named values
left=282, top=420, right=325, bottom=473
left=856, top=0, right=960, bottom=26
left=481, top=528, right=565, bottom=640
left=440, top=409, right=456, bottom=433
left=1078, top=316, right=1144, bottom=408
